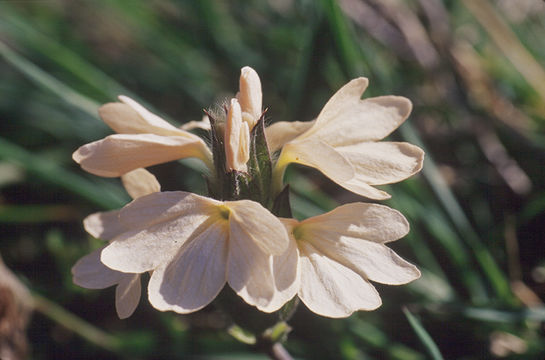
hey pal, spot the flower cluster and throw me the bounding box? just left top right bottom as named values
left=72, top=67, right=424, bottom=319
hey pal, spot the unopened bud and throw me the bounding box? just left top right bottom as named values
left=225, top=99, right=250, bottom=172
left=237, top=66, right=262, bottom=129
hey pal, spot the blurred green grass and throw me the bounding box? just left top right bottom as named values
left=1, top=0, right=545, bottom=358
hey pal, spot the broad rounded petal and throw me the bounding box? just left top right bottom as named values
left=227, top=200, right=289, bottom=255
left=227, top=230, right=279, bottom=312
left=101, top=192, right=218, bottom=273
left=116, top=96, right=197, bottom=138
left=118, top=191, right=219, bottom=230
left=83, top=210, right=125, bottom=240
left=73, top=133, right=209, bottom=177
left=306, top=234, right=420, bottom=285
left=302, top=77, right=412, bottom=145
left=278, top=140, right=354, bottom=185
left=301, top=202, right=410, bottom=243
left=265, top=120, right=315, bottom=152
left=121, top=168, right=161, bottom=200
left=72, top=247, right=126, bottom=289
left=298, top=241, right=381, bottom=318
left=148, top=222, right=228, bottom=313
left=271, top=233, right=300, bottom=306
left=338, top=141, right=424, bottom=185
left=115, top=274, right=141, bottom=319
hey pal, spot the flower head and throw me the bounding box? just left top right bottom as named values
left=73, top=96, right=213, bottom=177
left=72, top=168, right=160, bottom=318
left=99, top=191, right=293, bottom=313
left=270, top=78, right=425, bottom=199
left=72, top=66, right=422, bottom=324
left=280, top=202, right=420, bottom=318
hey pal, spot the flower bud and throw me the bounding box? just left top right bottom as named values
left=225, top=99, right=250, bottom=172
left=237, top=66, right=262, bottom=129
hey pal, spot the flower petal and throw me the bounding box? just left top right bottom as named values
left=73, top=133, right=209, bottom=177
left=301, top=202, right=410, bottom=243
left=112, top=96, right=197, bottom=139
left=83, top=210, right=125, bottom=240
left=278, top=139, right=354, bottom=183
left=148, top=221, right=228, bottom=313
left=180, top=115, right=211, bottom=131
left=101, top=192, right=217, bottom=273
left=121, top=168, right=161, bottom=200
left=227, top=229, right=279, bottom=312
left=338, top=142, right=424, bottom=186
left=227, top=200, right=289, bottom=255
left=298, top=241, right=381, bottom=318
left=115, top=274, right=141, bottom=319
left=237, top=66, right=262, bottom=128
left=271, top=221, right=300, bottom=305
left=306, top=234, right=420, bottom=285
left=98, top=100, right=186, bottom=136
left=265, top=120, right=315, bottom=152
left=72, top=247, right=126, bottom=289
left=302, top=77, right=412, bottom=145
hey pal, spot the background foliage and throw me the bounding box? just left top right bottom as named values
left=1, top=0, right=545, bottom=358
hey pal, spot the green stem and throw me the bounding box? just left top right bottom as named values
left=32, top=294, right=123, bottom=353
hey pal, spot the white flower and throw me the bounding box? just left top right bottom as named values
left=98, top=191, right=294, bottom=313
left=72, top=96, right=213, bottom=177
left=270, top=78, right=424, bottom=199
left=72, top=168, right=160, bottom=318
left=279, top=202, right=420, bottom=318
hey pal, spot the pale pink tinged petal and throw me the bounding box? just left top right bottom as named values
left=83, top=210, right=125, bottom=240
left=237, top=66, right=262, bottom=127
left=338, top=142, right=424, bottom=185
left=101, top=192, right=217, bottom=273
left=301, top=202, right=410, bottom=243
left=148, top=222, right=228, bottom=313
left=227, top=200, right=289, bottom=255
left=279, top=140, right=354, bottom=183
left=73, top=133, right=208, bottom=177
left=306, top=234, right=420, bottom=285
left=121, top=168, right=161, bottom=200
left=298, top=241, right=381, bottom=318
left=72, top=247, right=126, bottom=289
left=264, top=120, right=315, bottom=152
left=303, top=78, right=412, bottom=145
left=116, top=96, right=197, bottom=138
left=227, top=229, right=279, bottom=312
left=115, top=274, right=141, bottom=319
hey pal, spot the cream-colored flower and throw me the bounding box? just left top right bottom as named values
left=98, top=191, right=294, bottom=313
left=225, top=99, right=250, bottom=172
left=270, top=78, right=424, bottom=199
left=279, top=202, right=420, bottom=318
left=72, top=168, right=160, bottom=319
left=72, top=96, right=213, bottom=177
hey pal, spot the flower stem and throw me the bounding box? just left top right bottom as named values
left=262, top=342, right=294, bottom=360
